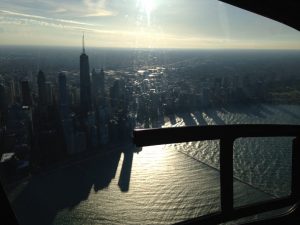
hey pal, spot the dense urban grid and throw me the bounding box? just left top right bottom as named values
left=1, top=44, right=300, bottom=185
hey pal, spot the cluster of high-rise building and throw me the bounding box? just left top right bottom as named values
left=1, top=43, right=299, bottom=183
left=0, top=37, right=133, bottom=181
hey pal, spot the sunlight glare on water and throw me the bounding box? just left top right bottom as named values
left=140, top=145, right=167, bottom=171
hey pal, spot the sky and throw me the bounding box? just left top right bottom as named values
left=1, top=0, right=300, bottom=49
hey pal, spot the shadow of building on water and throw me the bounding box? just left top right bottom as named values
left=11, top=151, right=122, bottom=225
left=118, top=150, right=133, bottom=192
left=168, top=114, right=176, bottom=125
left=193, top=111, right=208, bottom=126
left=177, top=112, right=198, bottom=126
left=203, top=109, right=225, bottom=125
left=221, top=104, right=266, bottom=118
left=276, top=105, right=300, bottom=119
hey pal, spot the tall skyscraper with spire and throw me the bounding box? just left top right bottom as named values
left=80, top=34, right=92, bottom=114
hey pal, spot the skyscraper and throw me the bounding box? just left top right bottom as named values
left=99, top=68, right=105, bottom=95
left=58, top=72, right=68, bottom=118
left=80, top=34, right=92, bottom=114
left=58, top=72, right=67, bottom=106
left=92, top=67, right=105, bottom=106
left=0, top=83, right=6, bottom=111
left=37, top=70, right=47, bottom=106
left=45, top=82, right=53, bottom=106
left=110, top=78, right=125, bottom=113
left=21, top=81, right=32, bottom=107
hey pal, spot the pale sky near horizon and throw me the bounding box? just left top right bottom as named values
left=1, top=0, right=300, bottom=49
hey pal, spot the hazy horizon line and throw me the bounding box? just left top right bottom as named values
left=1, top=44, right=300, bottom=51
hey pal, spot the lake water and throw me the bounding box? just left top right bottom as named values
left=8, top=104, right=300, bottom=225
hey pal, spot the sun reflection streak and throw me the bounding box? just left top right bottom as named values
left=137, top=0, right=156, bottom=26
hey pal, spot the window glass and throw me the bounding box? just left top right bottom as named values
left=1, top=1, right=300, bottom=224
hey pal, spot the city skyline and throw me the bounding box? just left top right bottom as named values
left=1, top=23, right=300, bottom=224
left=1, top=0, right=300, bottom=49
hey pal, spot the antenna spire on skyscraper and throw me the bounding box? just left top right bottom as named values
left=80, top=32, right=91, bottom=114
left=82, top=32, right=85, bottom=54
